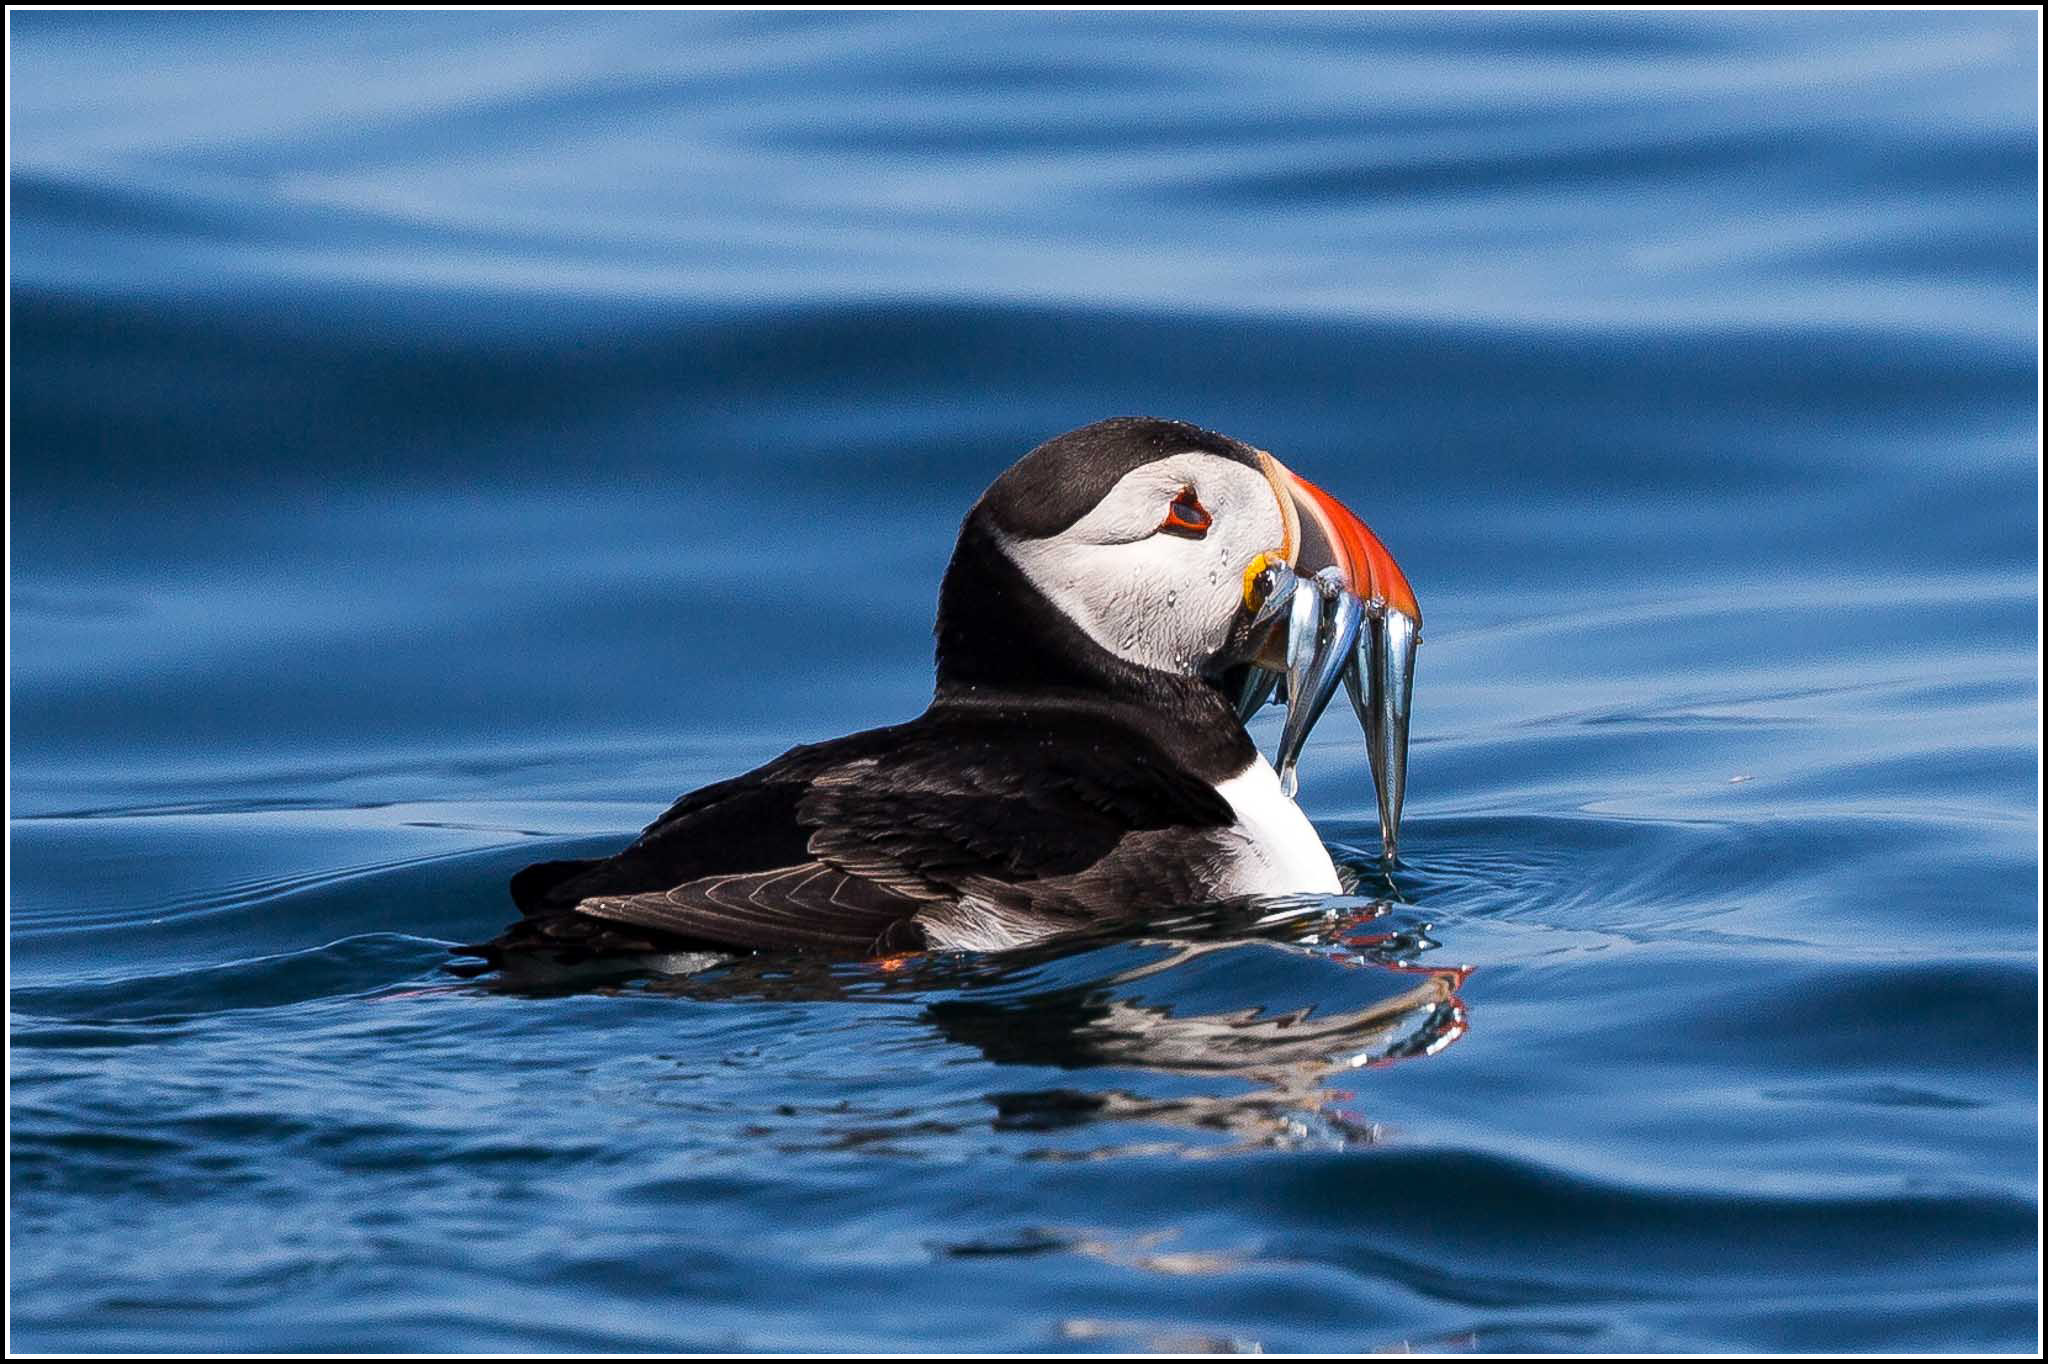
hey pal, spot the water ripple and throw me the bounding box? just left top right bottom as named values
left=9, top=8, right=2035, bottom=1354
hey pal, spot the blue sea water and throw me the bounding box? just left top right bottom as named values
left=7, top=9, right=2039, bottom=1353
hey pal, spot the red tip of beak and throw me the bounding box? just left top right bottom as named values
left=1282, top=467, right=1420, bottom=625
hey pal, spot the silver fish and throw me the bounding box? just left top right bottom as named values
left=1274, top=570, right=1364, bottom=800
left=1233, top=667, right=1279, bottom=723
left=1230, top=558, right=1299, bottom=721
left=1231, top=565, right=1418, bottom=861
left=1344, top=604, right=1418, bottom=861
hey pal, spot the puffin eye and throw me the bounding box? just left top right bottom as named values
left=1159, top=487, right=1211, bottom=539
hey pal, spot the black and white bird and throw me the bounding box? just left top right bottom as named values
left=452, top=417, right=1418, bottom=976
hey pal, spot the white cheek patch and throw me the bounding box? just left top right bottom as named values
left=996, top=453, right=1285, bottom=676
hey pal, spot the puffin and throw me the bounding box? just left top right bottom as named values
left=451, top=417, right=1417, bottom=976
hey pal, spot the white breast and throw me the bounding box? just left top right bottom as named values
left=1211, top=754, right=1342, bottom=896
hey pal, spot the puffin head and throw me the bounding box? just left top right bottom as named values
left=935, top=417, right=1420, bottom=854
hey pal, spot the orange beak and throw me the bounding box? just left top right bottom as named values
left=1260, top=455, right=1419, bottom=626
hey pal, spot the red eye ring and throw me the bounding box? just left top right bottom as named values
left=1160, top=487, right=1211, bottom=538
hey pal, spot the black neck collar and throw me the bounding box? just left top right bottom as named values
left=930, top=513, right=1256, bottom=781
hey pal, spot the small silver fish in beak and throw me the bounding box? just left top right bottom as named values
left=1232, top=556, right=1296, bottom=722
left=1346, top=603, right=1417, bottom=862
left=1274, top=569, right=1362, bottom=801
left=1231, top=456, right=1421, bottom=861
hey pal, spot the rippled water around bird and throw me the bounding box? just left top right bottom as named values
left=9, top=10, right=2039, bottom=1354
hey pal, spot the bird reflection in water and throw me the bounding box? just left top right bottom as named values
left=613, top=894, right=1469, bottom=1159
left=941, top=901, right=1466, bottom=1157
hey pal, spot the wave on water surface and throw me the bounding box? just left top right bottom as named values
left=9, top=8, right=2039, bottom=1355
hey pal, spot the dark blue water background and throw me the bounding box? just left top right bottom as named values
left=9, top=10, right=2039, bottom=1353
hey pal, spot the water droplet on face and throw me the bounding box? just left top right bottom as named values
left=1165, top=589, right=1178, bottom=608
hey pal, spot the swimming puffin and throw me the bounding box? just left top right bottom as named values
left=452, top=417, right=1417, bottom=975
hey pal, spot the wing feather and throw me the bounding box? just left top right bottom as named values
left=575, top=862, right=928, bottom=953
left=465, top=703, right=1244, bottom=970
